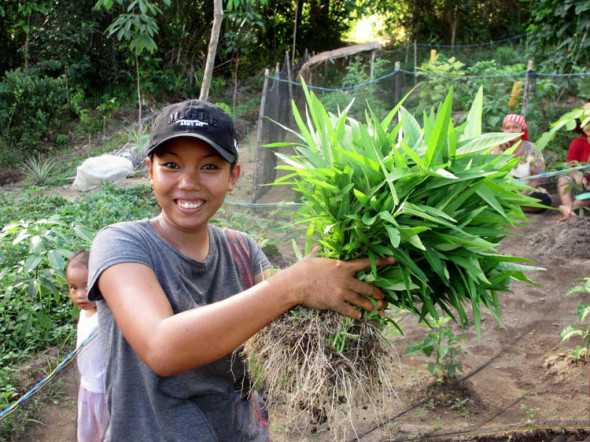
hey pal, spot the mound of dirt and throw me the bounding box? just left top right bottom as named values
left=529, top=216, right=590, bottom=259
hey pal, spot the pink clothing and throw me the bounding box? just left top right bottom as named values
left=77, top=386, right=109, bottom=442
left=566, top=137, right=590, bottom=181
left=76, top=312, right=108, bottom=441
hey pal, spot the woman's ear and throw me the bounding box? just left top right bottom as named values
left=228, top=164, right=241, bottom=192
left=146, top=157, right=154, bottom=186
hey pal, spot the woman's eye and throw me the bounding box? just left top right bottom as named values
left=203, top=163, right=219, bottom=170
left=164, top=162, right=179, bottom=169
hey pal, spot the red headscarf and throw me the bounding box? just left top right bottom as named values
left=502, top=114, right=528, bottom=141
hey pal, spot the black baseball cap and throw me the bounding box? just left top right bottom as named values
left=146, top=100, right=239, bottom=163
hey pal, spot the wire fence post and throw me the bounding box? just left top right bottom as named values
left=521, top=59, right=534, bottom=119
left=394, top=61, right=401, bottom=105
left=413, top=40, right=417, bottom=85
left=252, top=68, right=270, bottom=203
left=285, top=51, right=293, bottom=105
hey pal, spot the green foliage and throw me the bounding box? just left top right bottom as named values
left=415, top=54, right=468, bottom=114
left=0, top=183, right=158, bottom=414
left=99, top=0, right=168, bottom=57
left=0, top=68, right=68, bottom=157
left=560, top=278, right=590, bottom=361
left=0, top=216, right=92, bottom=362
left=374, top=0, right=531, bottom=45
left=404, top=316, right=466, bottom=382
left=536, top=103, right=590, bottom=152
left=528, top=0, right=589, bottom=68
left=275, top=83, right=542, bottom=338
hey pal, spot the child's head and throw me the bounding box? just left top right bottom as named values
left=146, top=100, right=239, bottom=169
left=66, top=250, right=95, bottom=311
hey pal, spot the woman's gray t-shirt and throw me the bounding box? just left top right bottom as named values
left=88, top=220, right=272, bottom=441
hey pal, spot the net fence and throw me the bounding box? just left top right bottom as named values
left=252, top=34, right=589, bottom=202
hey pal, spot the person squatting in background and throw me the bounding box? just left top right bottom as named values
left=491, top=113, right=552, bottom=213
left=87, top=100, right=394, bottom=441
left=66, top=250, right=109, bottom=442
left=557, top=103, right=590, bottom=223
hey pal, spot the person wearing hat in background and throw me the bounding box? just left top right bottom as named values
left=491, top=113, right=552, bottom=213
left=556, top=102, right=590, bottom=223
left=87, top=99, right=394, bottom=441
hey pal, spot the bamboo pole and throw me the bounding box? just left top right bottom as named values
left=395, top=61, right=401, bottom=126
left=252, top=69, right=270, bottom=202
left=521, top=60, right=534, bottom=119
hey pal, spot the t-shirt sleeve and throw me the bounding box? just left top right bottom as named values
left=567, top=138, right=584, bottom=163
left=87, top=224, right=152, bottom=302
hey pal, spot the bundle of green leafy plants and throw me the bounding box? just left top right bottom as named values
left=244, top=84, right=541, bottom=437
left=280, top=84, right=539, bottom=334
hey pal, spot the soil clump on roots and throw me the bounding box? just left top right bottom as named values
left=243, top=309, right=401, bottom=440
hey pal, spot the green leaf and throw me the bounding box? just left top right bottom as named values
left=24, top=255, right=43, bottom=273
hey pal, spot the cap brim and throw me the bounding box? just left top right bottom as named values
left=146, top=133, right=236, bottom=163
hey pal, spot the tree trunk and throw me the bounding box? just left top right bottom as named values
left=291, top=0, right=299, bottom=67
left=232, top=51, right=240, bottom=114
left=200, top=0, right=224, bottom=102
left=136, top=54, right=142, bottom=133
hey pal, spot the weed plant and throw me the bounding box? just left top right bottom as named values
left=560, top=277, right=590, bottom=361
left=403, top=315, right=467, bottom=382
left=22, top=154, right=57, bottom=186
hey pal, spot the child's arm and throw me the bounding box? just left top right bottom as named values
left=98, top=249, right=394, bottom=377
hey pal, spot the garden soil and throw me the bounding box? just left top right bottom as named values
left=9, top=147, right=590, bottom=440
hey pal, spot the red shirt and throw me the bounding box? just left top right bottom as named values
left=566, top=137, right=590, bottom=180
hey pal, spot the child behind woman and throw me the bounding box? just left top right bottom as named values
left=66, top=250, right=109, bottom=442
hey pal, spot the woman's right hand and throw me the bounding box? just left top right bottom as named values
left=276, top=246, right=396, bottom=319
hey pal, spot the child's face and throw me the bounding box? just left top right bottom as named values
left=66, top=264, right=95, bottom=311
left=147, top=138, right=240, bottom=233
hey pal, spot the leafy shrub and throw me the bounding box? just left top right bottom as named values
left=0, top=183, right=159, bottom=413
left=0, top=68, right=69, bottom=158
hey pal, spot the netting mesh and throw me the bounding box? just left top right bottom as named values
left=252, top=36, right=588, bottom=202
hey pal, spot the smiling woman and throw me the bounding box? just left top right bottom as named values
left=85, top=99, right=394, bottom=441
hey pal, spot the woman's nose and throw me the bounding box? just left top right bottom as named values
left=178, top=170, right=201, bottom=189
